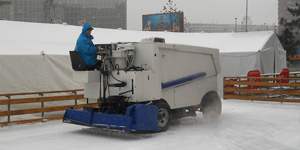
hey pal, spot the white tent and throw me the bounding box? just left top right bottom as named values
left=215, top=32, right=287, bottom=94
left=0, top=21, right=286, bottom=95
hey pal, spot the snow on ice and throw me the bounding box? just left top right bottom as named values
left=0, top=100, right=299, bottom=150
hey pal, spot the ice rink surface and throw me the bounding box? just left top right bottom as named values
left=1, top=99, right=300, bottom=150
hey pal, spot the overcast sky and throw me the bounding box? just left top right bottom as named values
left=127, top=0, right=278, bottom=30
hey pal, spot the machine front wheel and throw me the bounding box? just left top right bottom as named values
left=155, top=101, right=171, bottom=132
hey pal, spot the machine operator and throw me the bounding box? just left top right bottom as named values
left=74, top=23, right=101, bottom=70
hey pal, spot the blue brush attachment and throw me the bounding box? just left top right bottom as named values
left=63, top=104, right=160, bottom=132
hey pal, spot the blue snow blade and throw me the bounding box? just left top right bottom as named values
left=161, top=72, right=207, bottom=89
left=63, top=104, right=160, bottom=132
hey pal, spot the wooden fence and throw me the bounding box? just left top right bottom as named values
left=0, top=89, right=99, bottom=126
left=223, top=72, right=300, bottom=102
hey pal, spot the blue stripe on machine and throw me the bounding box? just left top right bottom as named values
left=161, top=72, right=207, bottom=89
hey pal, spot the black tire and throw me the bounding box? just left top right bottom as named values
left=155, top=101, right=171, bottom=132
left=200, top=91, right=222, bottom=123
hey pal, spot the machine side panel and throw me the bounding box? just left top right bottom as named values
left=173, top=44, right=221, bottom=74
left=135, top=71, right=156, bottom=102
left=174, top=76, right=217, bottom=109
left=108, top=71, right=135, bottom=101
left=158, top=44, right=220, bottom=109
left=159, top=46, right=218, bottom=83
left=133, top=44, right=155, bottom=70
left=108, top=71, right=157, bottom=102
left=134, top=43, right=163, bottom=100
left=73, top=71, right=100, bottom=83
left=84, top=82, right=100, bottom=99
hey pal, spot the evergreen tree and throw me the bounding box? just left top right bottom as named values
left=278, top=27, right=300, bottom=57
left=278, top=3, right=300, bottom=58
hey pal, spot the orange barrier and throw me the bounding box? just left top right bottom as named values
left=224, top=69, right=300, bottom=103
left=224, top=78, right=234, bottom=94
left=0, top=89, right=99, bottom=127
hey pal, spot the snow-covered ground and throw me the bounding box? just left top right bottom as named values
left=1, top=99, right=299, bottom=150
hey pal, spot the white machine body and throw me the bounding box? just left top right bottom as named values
left=73, top=38, right=221, bottom=109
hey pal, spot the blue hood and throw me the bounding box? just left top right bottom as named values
left=75, top=23, right=97, bottom=66
left=81, top=23, right=94, bottom=39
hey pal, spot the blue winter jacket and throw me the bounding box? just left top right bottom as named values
left=74, top=23, right=98, bottom=66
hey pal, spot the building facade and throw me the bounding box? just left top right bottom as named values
left=0, top=0, right=127, bottom=29
left=185, top=23, right=276, bottom=33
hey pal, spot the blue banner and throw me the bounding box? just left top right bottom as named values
left=142, top=12, right=183, bottom=32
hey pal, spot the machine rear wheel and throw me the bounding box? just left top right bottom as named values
left=200, top=91, right=222, bottom=122
left=155, top=101, right=171, bottom=132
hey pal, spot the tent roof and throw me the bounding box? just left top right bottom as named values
left=0, top=21, right=277, bottom=55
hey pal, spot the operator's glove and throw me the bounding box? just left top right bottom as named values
left=97, top=46, right=104, bottom=51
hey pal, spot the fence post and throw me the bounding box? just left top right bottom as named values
left=238, top=78, right=241, bottom=95
left=39, top=94, right=44, bottom=118
left=295, top=75, right=297, bottom=99
left=267, top=76, right=271, bottom=98
left=280, top=79, right=283, bottom=103
left=223, top=77, right=225, bottom=97
left=72, top=91, right=77, bottom=105
left=6, top=95, right=11, bottom=123
left=251, top=78, right=253, bottom=101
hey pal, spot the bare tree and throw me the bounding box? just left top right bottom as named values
left=44, top=0, right=56, bottom=23
left=161, top=0, right=190, bottom=32
left=241, top=16, right=252, bottom=31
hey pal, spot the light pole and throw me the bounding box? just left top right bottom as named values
left=246, top=0, right=248, bottom=32
left=235, top=18, right=237, bottom=32
left=92, top=16, right=95, bottom=26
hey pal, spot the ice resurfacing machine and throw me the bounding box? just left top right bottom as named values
left=63, top=38, right=222, bottom=132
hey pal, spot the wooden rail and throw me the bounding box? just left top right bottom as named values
left=0, top=89, right=83, bottom=97
left=0, top=89, right=99, bottom=127
left=223, top=72, right=300, bottom=103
